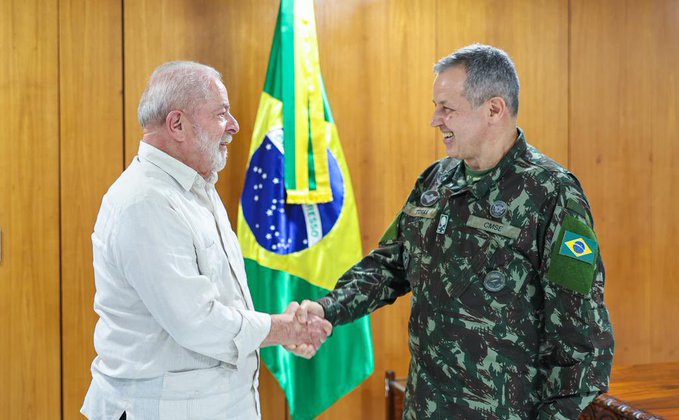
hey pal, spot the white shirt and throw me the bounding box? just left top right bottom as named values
left=82, top=142, right=271, bottom=420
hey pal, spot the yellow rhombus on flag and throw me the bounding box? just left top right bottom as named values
left=236, top=0, right=374, bottom=418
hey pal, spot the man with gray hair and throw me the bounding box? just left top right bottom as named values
left=82, top=61, right=330, bottom=420
left=296, top=44, right=614, bottom=418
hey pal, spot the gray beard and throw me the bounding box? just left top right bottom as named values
left=196, top=126, right=228, bottom=180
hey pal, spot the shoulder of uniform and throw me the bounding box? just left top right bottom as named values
left=520, top=144, right=577, bottom=188
left=422, top=157, right=458, bottom=176
left=416, top=157, right=460, bottom=187
left=520, top=144, right=592, bottom=221
left=521, top=144, right=569, bottom=176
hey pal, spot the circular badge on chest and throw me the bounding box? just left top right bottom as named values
left=420, top=190, right=440, bottom=207
left=490, top=200, right=508, bottom=218
left=483, top=270, right=506, bottom=293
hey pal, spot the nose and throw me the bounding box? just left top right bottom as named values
left=226, top=113, right=240, bottom=135
left=431, top=111, right=442, bottom=128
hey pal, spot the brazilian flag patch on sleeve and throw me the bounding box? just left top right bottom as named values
left=546, top=215, right=599, bottom=294
left=559, top=230, right=598, bottom=264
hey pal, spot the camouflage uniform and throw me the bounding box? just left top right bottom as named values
left=318, top=129, right=614, bottom=419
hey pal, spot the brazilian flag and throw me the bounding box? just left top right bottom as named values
left=236, top=0, right=374, bottom=418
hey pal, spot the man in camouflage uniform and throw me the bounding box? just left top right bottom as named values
left=296, top=44, right=614, bottom=419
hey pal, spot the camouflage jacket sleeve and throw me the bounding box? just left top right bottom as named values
left=536, top=175, right=615, bottom=419
left=317, top=239, right=410, bottom=326
left=316, top=163, right=440, bottom=326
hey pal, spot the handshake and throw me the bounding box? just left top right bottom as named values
left=262, top=300, right=331, bottom=359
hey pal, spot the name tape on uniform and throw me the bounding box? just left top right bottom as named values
left=466, top=215, right=521, bottom=240
left=403, top=203, right=437, bottom=219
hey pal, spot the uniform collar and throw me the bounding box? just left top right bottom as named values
left=448, top=128, right=527, bottom=199
left=138, top=141, right=201, bottom=192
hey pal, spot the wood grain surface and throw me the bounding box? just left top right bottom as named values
left=0, top=0, right=61, bottom=417
left=59, top=0, right=125, bottom=418
left=607, top=362, right=679, bottom=418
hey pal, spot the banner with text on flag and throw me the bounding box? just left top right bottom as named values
left=236, top=0, right=374, bottom=418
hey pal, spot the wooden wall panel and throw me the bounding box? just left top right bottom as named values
left=435, top=0, right=569, bottom=164
left=571, top=0, right=679, bottom=364
left=59, top=0, right=124, bottom=418
left=0, top=0, right=61, bottom=418
left=649, top=0, right=679, bottom=363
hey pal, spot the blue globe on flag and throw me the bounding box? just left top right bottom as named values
left=573, top=240, right=586, bottom=254
left=241, top=128, right=345, bottom=255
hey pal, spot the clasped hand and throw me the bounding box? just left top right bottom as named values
left=282, top=300, right=330, bottom=359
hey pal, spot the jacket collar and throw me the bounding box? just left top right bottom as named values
left=138, top=141, right=203, bottom=191
left=447, top=128, right=527, bottom=199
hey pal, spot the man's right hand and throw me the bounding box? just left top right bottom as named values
left=294, top=299, right=325, bottom=323
left=261, top=301, right=332, bottom=359
left=284, top=300, right=328, bottom=358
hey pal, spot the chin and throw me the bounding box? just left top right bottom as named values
left=214, top=162, right=227, bottom=173
left=213, top=153, right=227, bottom=173
left=445, top=148, right=461, bottom=159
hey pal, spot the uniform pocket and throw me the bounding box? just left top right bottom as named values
left=434, top=228, right=497, bottom=305
left=457, top=246, right=535, bottom=321
left=401, top=213, right=436, bottom=293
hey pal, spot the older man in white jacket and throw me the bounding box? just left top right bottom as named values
left=81, top=61, right=330, bottom=420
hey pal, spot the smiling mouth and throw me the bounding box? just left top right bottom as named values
left=442, top=132, right=454, bottom=143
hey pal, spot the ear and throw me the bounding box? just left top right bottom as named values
left=166, top=110, right=186, bottom=142
left=487, top=97, right=507, bottom=122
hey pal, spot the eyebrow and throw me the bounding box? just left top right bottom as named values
left=214, top=103, right=229, bottom=112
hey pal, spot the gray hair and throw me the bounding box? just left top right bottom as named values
left=137, top=61, right=222, bottom=128
left=434, top=44, right=520, bottom=116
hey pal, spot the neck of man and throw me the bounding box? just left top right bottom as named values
left=143, top=129, right=208, bottom=178
left=143, top=128, right=181, bottom=159
left=464, top=124, right=519, bottom=171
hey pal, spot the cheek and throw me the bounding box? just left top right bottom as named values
left=443, top=115, right=464, bottom=133
left=210, top=127, right=224, bottom=141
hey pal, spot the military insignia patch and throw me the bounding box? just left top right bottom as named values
left=490, top=200, right=508, bottom=218
left=546, top=215, right=599, bottom=294
left=483, top=271, right=506, bottom=292
left=420, top=189, right=440, bottom=207
left=559, top=230, right=597, bottom=264
left=436, top=214, right=449, bottom=234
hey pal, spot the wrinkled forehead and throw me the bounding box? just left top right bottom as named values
left=435, top=66, right=467, bottom=89
left=194, top=78, right=229, bottom=113
left=208, top=77, right=229, bottom=101
left=433, top=67, right=467, bottom=102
